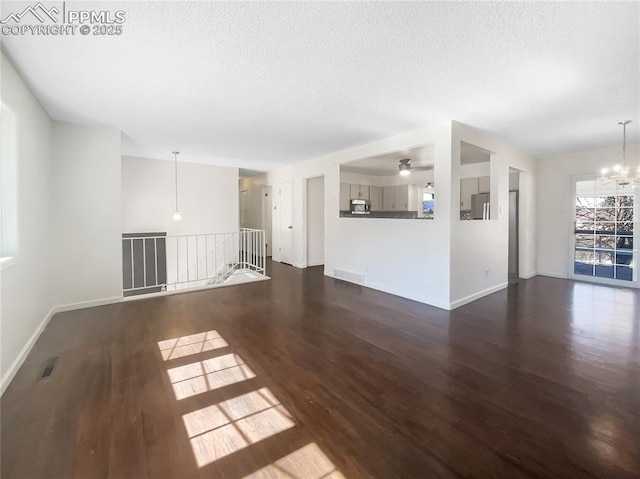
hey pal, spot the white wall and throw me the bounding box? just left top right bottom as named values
left=51, top=123, right=122, bottom=306
left=449, top=122, right=538, bottom=307
left=122, top=156, right=239, bottom=236
left=306, top=176, right=324, bottom=266
left=268, top=123, right=454, bottom=309
left=0, top=53, right=53, bottom=389
left=537, top=145, right=640, bottom=280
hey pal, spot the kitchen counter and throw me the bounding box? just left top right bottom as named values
left=339, top=211, right=432, bottom=219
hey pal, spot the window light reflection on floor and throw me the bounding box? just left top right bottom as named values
left=242, top=443, right=346, bottom=479
left=157, top=330, right=229, bottom=361
left=183, top=388, right=295, bottom=467
left=167, top=353, right=256, bottom=400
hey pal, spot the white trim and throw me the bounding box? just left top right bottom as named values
left=293, top=262, right=307, bottom=269
left=0, top=306, right=55, bottom=396
left=449, top=282, right=509, bottom=310
left=307, top=260, right=324, bottom=267
left=52, top=296, right=122, bottom=314
left=568, top=274, right=639, bottom=289
left=519, top=271, right=538, bottom=279
left=324, top=271, right=451, bottom=311
left=537, top=271, right=567, bottom=279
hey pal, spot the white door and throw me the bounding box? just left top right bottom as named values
left=570, top=176, right=637, bottom=284
left=279, top=181, right=294, bottom=264
left=263, top=186, right=273, bottom=257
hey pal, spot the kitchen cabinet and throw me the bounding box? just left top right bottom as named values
left=369, top=186, right=383, bottom=211
left=478, top=176, right=490, bottom=193
left=382, top=184, right=413, bottom=211
left=460, top=177, right=478, bottom=210
left=350, top=184, right=369, bottom=200
left=339, top=183, right=350, bottom=211
left=394, top=184, right=410, bottom=211
left=383, top=186, right=395, bottom=211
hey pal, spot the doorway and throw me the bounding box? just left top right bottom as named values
left=306, top=176, right=325, bottom=266
left=239, top=189, right=248, bottom=228
left=279, top=181, right=294, bottom=265
left=508, top=170, right=520, bottom=283
left=262, top=186, right=273, bottom=257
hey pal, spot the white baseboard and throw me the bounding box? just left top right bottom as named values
left=0, top=295, right=122, bottom=397
left=537, top=271, right=567, bottom=279
left=307, top=260, right=324, bottom=267
left=520, top=271, right=538, bottom=279
left=52, top=296, right=122, bottom=314
left=449, top=282, right=509, bottom=310
left=293, top=262, right=307, bottom=269
left=0, top=306, right=55, bottom=396
left=324, top=271, right=450, bottom=311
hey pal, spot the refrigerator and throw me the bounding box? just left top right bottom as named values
left=471, top=193, right=490, bottom=220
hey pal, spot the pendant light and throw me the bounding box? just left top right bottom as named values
left=172, top=151, right=181, bottom=220
left=601, top=120, right=639, bottom=188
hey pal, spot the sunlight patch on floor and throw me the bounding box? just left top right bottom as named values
left=157, top=330, right=228, bottom=361
left=184, top=388, right=295, bottom=467
left=167, top=353, right=255, bottom=400
left=242, top=443, right=346, bottom=479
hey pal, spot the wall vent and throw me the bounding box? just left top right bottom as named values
left=334, top=269, right=365, bottom=285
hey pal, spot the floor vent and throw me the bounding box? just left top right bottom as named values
left=334, top=269, right=365, bottom=285
left=40, top=357, right=58, bottom=379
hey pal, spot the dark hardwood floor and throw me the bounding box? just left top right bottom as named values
left=2, top=261, right=639, bottom=478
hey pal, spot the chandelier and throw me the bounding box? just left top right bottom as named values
left=600, top=120, right=639, bottom=188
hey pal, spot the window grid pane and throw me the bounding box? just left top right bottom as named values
left=574, top=187, right=635, bottom=282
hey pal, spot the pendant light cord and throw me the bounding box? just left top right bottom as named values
left=173, top=151, right=179, bottom=211
left=619, top=120, right=631, bottom=167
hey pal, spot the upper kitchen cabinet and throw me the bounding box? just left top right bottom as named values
left=370, top=186, right=383, bottom=211
left=382, top=184, right=415, bottom=211
left=339, top=143, right=435, bottom=219
left=459, top=141, right=493, bottom=221
left=350, top=184, right=370, bottom=200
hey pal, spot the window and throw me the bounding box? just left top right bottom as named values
left=1, top=101, right=18, bottom=264
left=574, top=179, right=636, bottom=282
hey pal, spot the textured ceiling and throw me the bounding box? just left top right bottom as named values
left=2, top=1, right=638, bottom=170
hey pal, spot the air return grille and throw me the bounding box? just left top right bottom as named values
left=40, top=357, right=58, bottom=379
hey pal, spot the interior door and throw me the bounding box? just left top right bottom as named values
left=571, top=177, right=636, bottom=284
left=279, top=181, right=294, bottom=264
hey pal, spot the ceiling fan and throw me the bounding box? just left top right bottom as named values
left=398, top=158, right=431, bottom=176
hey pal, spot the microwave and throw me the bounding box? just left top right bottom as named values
left=350, top=199, right=371, bottom=215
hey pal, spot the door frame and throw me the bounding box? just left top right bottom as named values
left=261, top=185, right=272, bottom=257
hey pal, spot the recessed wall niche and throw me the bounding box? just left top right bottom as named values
left=339, top=144, right=435, bottom=219
left=459, top=142, right=493, bottom=221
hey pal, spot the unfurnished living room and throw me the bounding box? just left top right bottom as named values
left=1, top=1, right=639, bottom=478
